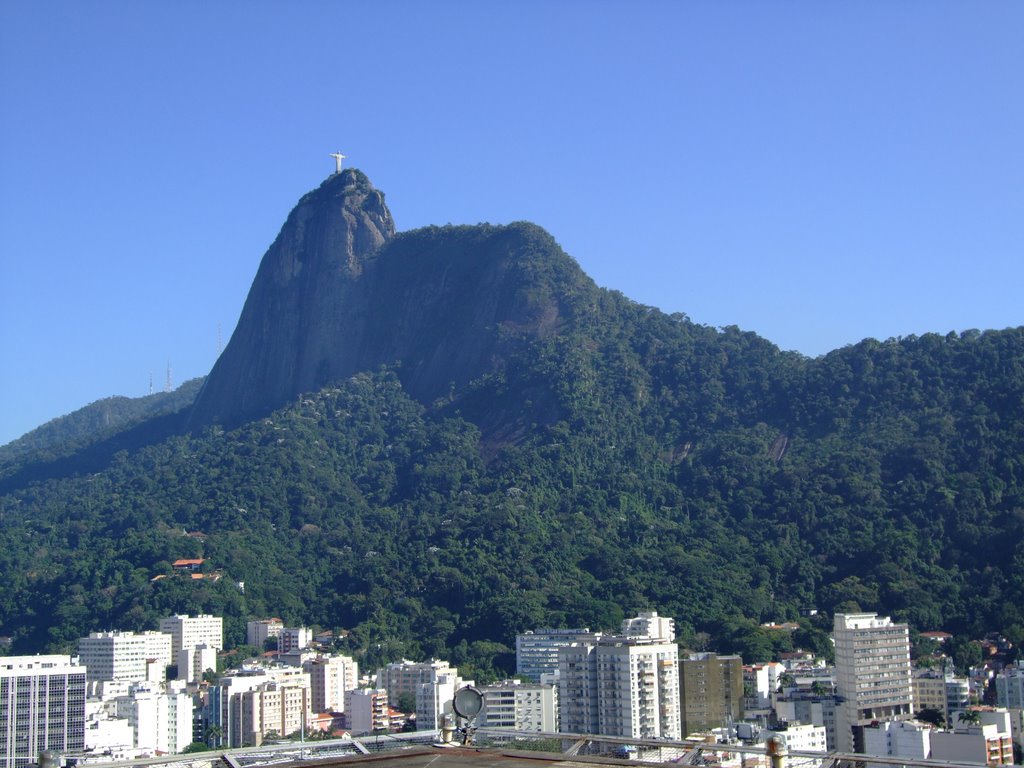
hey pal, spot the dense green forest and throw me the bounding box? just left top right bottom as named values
left=2, top=268, right=1022, bottom=677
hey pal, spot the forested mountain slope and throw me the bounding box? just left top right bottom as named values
left=1, top=171, right=1021, bottom=670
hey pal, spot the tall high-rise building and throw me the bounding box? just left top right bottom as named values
left=77, top=631, right=172, bottom=683
left=679, top=652, right=744, bottom=737
left=558, top=636, right=681, bottom=739
left=158, top=614, right=223, bottom=655
left=304, top=654, right=358, bottom=714
left=0, top=655, right=87, bottom=768
left=516, top=628, right=597, bottom=682
left=833, top=612, right=913, bottom=752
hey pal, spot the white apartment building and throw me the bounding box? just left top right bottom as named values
left=833, top=613, right=913, bottom=752
left=83, top=698, right=134, bottom=757
left=861, top=719, right=931, bottom=768
left=113, top=682, right=193, bottom=754
left=995, top=661, right=1024, bottom=709
left=304, top=654, right=358, bottom=714
left=375, top=659, right=458, bottom=707
left=0, top=655, right=87, bottom=768
left=246, top=618, right=284, bottom=649
left=621, top=611, right=675, bottom=642
left=175, top=643, right=217, bottom=684
left=765, top=723, right=827, bottom=768
left=558, top=635, right=681, bottom=740
left=775, top=692, right=839, bottom=751
left=78, top=631, right=172, bottom=683
left=743, top=662, right=784, bottom=718
left=516, top=628, right=597, bottom=682
left=479, top=679, right=558, bottom=733
left=278, top=627, right=312, bottom=655
left=946, top=677, right=971, bottom=718
left=158, top=614, right=223, bottom=655
left=417, top=669, right=462, bottom=731
left=345, top=688, right=389, bottom=735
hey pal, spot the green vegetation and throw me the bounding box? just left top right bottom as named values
left=0, top=232, right=1022, bottom=676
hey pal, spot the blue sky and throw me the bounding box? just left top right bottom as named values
left=1, top=1, right=1022, bottom=446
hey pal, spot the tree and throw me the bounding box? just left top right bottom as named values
left=182, top=742, right=212, bottom=754
left=204, top=723, right=223, bottom=747
left=948, top=637, right=983, bottom=676
left=396, top=691, right=416, bottom=714
left=957, top=709, right=981, bottom=726
left=916, top=708, right=945, bottom=728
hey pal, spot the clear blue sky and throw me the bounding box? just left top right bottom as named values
left=2, top=1, right=1022, bottom=446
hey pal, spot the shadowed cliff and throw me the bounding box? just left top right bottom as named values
left=188, top=169, right=596, bottom=434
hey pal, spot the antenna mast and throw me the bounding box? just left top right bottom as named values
left=165, top=362, right=173, bottom=393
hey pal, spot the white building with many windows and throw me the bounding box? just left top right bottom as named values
left=516, top=629, right=598, bottom=682
left=113, top=682, right=193, bottom=755
left=558, top=635, right=680, bottom=740
left=479, top=679, right=558, bottom=733
left=833, top=612, right=913, bottom=752
left=158, top=614, right=223, bottom=655
left=304, top=654, right=358, bottom=714
left=0, top=655, right=87, bottom=768
left=621, top=611, right=675, bottom=642
left=77, top=631, right=172, bottom=684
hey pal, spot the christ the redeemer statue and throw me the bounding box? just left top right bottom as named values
left=329, top=152, right=347, bottom=174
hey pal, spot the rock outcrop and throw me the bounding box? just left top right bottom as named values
left=188, top=169, right=396, bottom=429
left=188, top=169, right=593, bottom=432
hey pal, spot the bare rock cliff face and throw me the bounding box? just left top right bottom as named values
left=188, top=169, right=593, bottom=432
left=188, top=169, right=396, bottom=429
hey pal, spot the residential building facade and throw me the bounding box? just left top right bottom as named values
left=833, top=612, right=913, bottom=752
left=0, top=655, right=87, bottom=768
left=558, top=635, right=681, bottom=739
left=479, top=679, right=558, bottom=733
left=621, top=611, right=675, bottom=642
left=77, top=631, right=172, bottom=684
left=246, top=619, right=283, bottom=650
left=304, top=654, right=358, bottom=714
left=516, top=628, right=597, bottom=682
left=158, top=614, right=223, bottom=655
left=679, top=652, right=744, bottom=738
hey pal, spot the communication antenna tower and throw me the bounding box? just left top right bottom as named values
left=149, top=371, right=154, bottom=396
left=165, top=362, right=173, bottom=393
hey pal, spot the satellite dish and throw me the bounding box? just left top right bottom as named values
left=452, top=685, right=484, bottom=719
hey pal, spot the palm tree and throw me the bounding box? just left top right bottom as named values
left=957, top=709, right=981, bottom=726
left=204, top=724, right=223, bottom=747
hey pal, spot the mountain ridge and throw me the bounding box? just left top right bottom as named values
left=1, top=171, right=1021, bottom=663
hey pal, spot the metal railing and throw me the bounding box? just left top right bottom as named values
left=64, top=729, right=1017, bottom=768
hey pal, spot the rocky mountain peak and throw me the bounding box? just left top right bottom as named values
left=187, top=169, right=396, bottom=429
